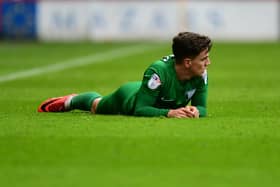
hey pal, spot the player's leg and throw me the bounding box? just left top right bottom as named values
left=94, top=82, right=141, bottom=115
left=93, top=92, right=121, bottom=114
left=70, top=92, right=102, bottom=111
left=38, top=82, right=141, bottom=114
left=38, top=92, right=102, bottom=112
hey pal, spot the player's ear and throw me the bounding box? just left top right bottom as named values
left=183, top=58, right=192, bottom=68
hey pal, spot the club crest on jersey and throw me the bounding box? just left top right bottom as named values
left=148, top=73, right=161, bottom=90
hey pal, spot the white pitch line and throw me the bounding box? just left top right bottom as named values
left=0, top=44, right=161, bottom=83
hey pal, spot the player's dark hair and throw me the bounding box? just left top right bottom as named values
left=172, top=32, right=212, bottom=63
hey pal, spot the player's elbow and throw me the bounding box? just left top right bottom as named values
left=133, top=107, right=144, bottom=116
left=196, top=106, right=207, bottom=117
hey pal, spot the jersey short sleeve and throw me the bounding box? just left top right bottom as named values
left=133, top=63, right=169, bottom=117
left=191, top=70, right=208, bottom=117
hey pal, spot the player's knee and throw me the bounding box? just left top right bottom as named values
left=91, top=97, right=102, bottom=113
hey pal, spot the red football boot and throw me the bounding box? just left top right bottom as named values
left=38, top=94, right=77, bottom=112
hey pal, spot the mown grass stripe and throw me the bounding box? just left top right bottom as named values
left=0, top=44, right=160, bottom=83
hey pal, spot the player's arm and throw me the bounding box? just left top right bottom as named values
left=134, top=68, right=195, bottom=118
left=134, top=89, right=196, bottom=117
left=191, top=74, right=208, bottom=117
left=133, top=68, right=169, bottom=117
left=133, top=93, right=170, bottom=117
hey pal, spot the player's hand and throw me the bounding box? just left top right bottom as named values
left=167, top=107, right=194, bottom=118
left=167, top=106, right=199, bottom=118
left=185, top=106, right=199, bottom=118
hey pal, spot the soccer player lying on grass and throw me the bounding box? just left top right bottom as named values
left=38, top=32, right=212, bottom=118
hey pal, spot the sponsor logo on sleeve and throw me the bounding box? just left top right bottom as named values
left=147, top=73, right=161, bottom=90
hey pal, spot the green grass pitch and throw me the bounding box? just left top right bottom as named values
left=0, top=41, right=280, bottom=187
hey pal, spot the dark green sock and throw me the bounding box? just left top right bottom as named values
left=70, top=92, right=102, bottom=111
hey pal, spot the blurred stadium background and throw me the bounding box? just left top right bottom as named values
left=1, top=0, right=280, bottom=187
left=0, top=0, right=279, bottom=41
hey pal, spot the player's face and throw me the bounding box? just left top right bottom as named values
left=190, top=48, right=211, bottom=76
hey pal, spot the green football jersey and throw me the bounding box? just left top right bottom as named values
left=133, top=55, right=208, bottom=117
left=96, top=55, right=208, bottom=117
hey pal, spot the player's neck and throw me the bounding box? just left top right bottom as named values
left=175, top=63, right=193, bottom=81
